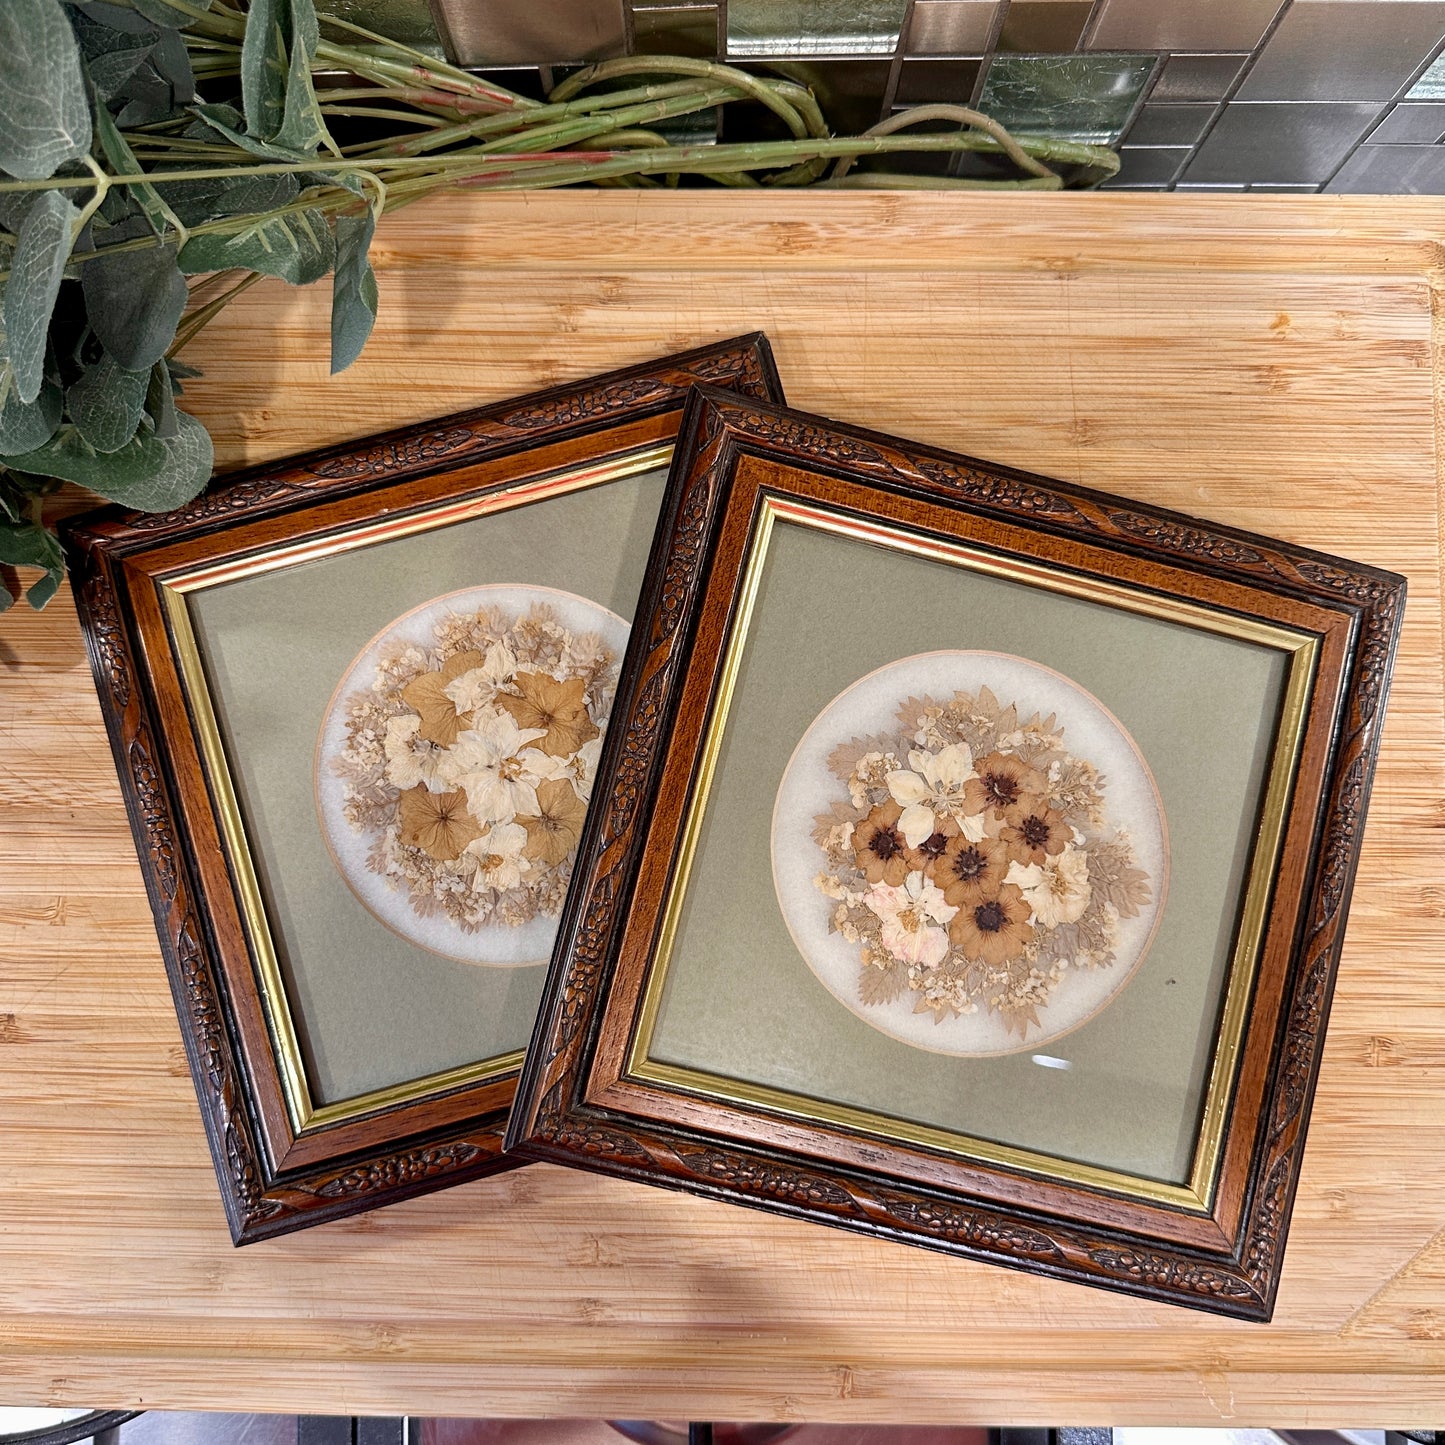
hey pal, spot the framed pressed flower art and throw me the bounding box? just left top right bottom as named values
left=64, top=337, right=783, bottom=1242
left=507, top=387, right=1405, bottom=1320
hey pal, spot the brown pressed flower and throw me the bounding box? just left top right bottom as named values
left=398, top=786, right=483, bottom=861
left=497, top=671, right=599, bottom=757
left=1000, top=795, right=1070, bottom=867
left=402, top=649, right=486, bottom=747
left=853, top=800, right=911, bottom=886
left=903, top=814, right=958, bottom=874
left=948, top=882, right=1034, bottom=965
left=931, top=834, right=1008, bottom=908
left=516, top=777, right=589, bottom=868
left=963, top=751, right=1045, bottom=820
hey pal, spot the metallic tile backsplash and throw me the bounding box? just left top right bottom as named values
left=417, top=0, right=1445, bottom=191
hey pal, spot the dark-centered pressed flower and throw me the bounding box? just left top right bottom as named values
left=931, top=833, right=1007, bottom=908
left=1000, top=795, right=1070, bottom=867
left=903, top=814, right=958, bottom=874
left=948, top=882, right=1034, bottom=965
left=852, top=800, right=911, bottom=886
left=963, top=751, right=1045, bottom=820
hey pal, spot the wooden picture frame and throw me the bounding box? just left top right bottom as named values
left=64, top=338, right=783, bottom=1243
left=507, top=386, right=1405, bottom=1320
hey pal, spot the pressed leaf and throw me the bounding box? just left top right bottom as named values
left=82, top=236, right=187, bottom=370
left=330, top=209, right=378, bottom=373
left=4, top=191, right=80, bottom=403
left=2, top=410, right=212, bottom=511
left=0, top=0, right=92, bottom=180
left=179, top=208, right=335, bottom=285
left=67, top=349, right=149, bottom=452
left=0, top=371, right=63, bottom=453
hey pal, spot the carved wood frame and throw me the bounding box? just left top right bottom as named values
left=64, top=338, right=783, bottom=1243
left=507, top=386, right=1405, bottom=1320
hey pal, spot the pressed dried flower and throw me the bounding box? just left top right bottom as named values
left=402, top=649, right=486, bottom=747
left=398, top=786, right=483, bottom=861
left=517, top=777, right=589, bottom=869
left=498, top=671, right=600, bottom=757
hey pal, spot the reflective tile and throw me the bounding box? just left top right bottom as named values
left=633, top=5, right=719, bottom=56
left=1327, top=141, right=1445, bottom=191
left=327, top=0, right=443, bottom=52
left=1101, top=146, right=1191, bottom=184
left=998, top=0, right=1093, bottom=53
left=1237, top=1, right=1445, bottom=101
left=1085, top=0, right=1284, bottom=53
left=1152, top=52, right=1249, bottom=102
left=728, top=59, right=892, bottom=134
left=1183, top=101, right=1378, bottom=183
left=1406, top=48, right=1445, bottom=98
left=1367, top=101, right=1445, bottom=143
left=436, top=0, right=626, bottom=65
left=895, top=58, right=983, bottom=103
left=906, top=0, right=1000, bottom=55
left=977, top=51, right=1158, bottom=143
left=726, top=0, right=910, bottom=57
left=1122, top=102, right=1216, bottom=146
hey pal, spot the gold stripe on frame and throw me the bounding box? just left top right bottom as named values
left=626, top=495, right=1318, bottom=1213
left=163, top=445, right=672, bottom=1135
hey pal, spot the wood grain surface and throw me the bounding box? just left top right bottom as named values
left=3, top=192, right=1444, bottom=1423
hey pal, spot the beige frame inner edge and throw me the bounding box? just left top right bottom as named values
left=625, top=494, right=1319, bottom=1213
left=162, top=444, right=674, bottom=1135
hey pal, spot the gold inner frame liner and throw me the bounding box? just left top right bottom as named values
left=162, top=444, right=673, bottom=1135
left=626, top=495, right=1319, bottom=1212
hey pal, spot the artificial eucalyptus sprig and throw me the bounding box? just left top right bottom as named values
left=0, top=0, right=1119, bottom=612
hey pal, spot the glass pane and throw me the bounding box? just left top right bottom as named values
left=978, top=51, right=1158, bottom=143
left=643, top=517, right=1290, bottom=1187
left=187, top=464, right=670, bottom=1106
left=726, top=0, right=910, bottom=58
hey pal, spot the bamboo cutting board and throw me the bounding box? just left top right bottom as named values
left=3, top=192, right=1445, bottom=1424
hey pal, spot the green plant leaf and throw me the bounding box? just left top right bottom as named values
left=0, top=517, right=65, bottom=609
left=179, top=208, right=335, bottom=285
left=144, top=357, right=177, bottom=437
left=69, top=9, right=160, bottom=94
left=330, top=209, right=378, bottom=373
left=0, top=0, right=92, bottom=180
left=242, top=0, right=291, bottom=141
left=161, top=169, right=299, bottom=227
left=189, top=101, right=314, bottom=162
left=4, top=191, right=80, bottom=403
left=71, top=3, right=160, bottom=35
left=82, top=235, right=187, bottom=369
left=113, top=72, right=175, bottom=128
left=91, top=88, right=186, bottom=240
left=67, top=349, right=149, bottom=452
left=152, top=28, right=195, bottom=104
left=0, top=372, right=63, bottom=453
left=2, top=410, right=212, bottom=511
left=130, top=0, right=213, bottom=27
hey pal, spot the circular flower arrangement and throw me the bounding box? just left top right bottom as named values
left=772, top=652, right=1167, bottom=1055
left=316, top=586, right=626, bottom=965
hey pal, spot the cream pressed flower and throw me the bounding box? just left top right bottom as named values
left=863, top=870, right=957, bottom=969
left=465, top=821, right=530, bottom=893
left=444, top=640, right=519, bottom=715
left=382, top=713, right=441, bottom=791
left=1006, top=847, right=1092, bottom=928
left=886, top=742, right=982, bottom=848
left=436, top=710, right=546, bottom=825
